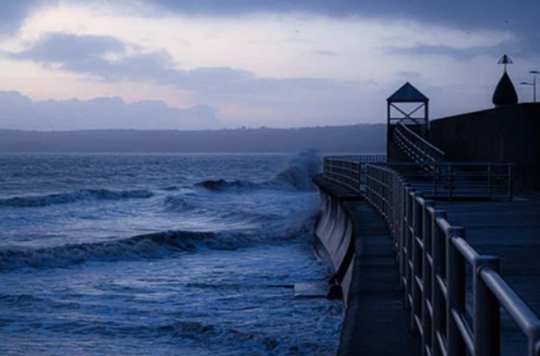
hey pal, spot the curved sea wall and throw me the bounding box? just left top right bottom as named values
left=313, top=176, right=420, bottom=356
left=312, top=176, right=356, bottom=305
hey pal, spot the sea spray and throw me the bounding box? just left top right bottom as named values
left=272, top=149, right=321, bottom=191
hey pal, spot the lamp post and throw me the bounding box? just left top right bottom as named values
left=522, top=71, right=539, bottom=103
left=520, top=81, right=535, bottom=102
left=530, top=70, right=539, bottom=103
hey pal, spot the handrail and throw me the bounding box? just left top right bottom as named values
left=324, top=157, right=513, bottom=200
left=399, top=122, right=446, bottom=158
left=323, top=155, right=386, bottom=193
left=384, top=161, right=514, bottom=200
left=363, top=163, right=540, bottom=356
left=393, top=123, right=446, bottom=166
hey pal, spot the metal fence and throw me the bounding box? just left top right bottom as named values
left=325, top=157, right=513, bottom=200
left=385, top=162, right=514, bottom=200
left=323, top=155, right=387, bottom=193
left=364, top=163, right=540, bottom=356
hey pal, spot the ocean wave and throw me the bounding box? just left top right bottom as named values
left=163, top=196, right=200, bottom=213
left=162, top=195, right=283, bottom=226
left=195, top=179, right=258, bottom=191
left=0, top=221, right=314, bottom=271
left=153, top=319, right=335, bottom=355
left=270, top=149, right=321, bottom=191
left=0, top=189, right=154, bottom=208
left=0, top=230, right=212, bottom=270
left=195, top=150, right=321, bottom=193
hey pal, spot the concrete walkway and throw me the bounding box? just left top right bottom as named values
left=317, top=178, right=420, bottom=356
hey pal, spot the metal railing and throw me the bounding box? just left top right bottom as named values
left=393, top=123, right=446, bottom=167
left=364, top=163, right=540, bottom=356
left=323, top=155, right=386, bottom=193
left=385, top=162, right=514, bottom=200
left=324, top=157, right=513, bottom=200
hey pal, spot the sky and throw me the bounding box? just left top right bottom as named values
left=0, top=0, right=539, bottom=131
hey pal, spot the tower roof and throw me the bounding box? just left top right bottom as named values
left=387, top=82, right=429, bottom=103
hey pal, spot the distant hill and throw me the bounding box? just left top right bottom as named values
left=0, top=124, right=386, bottom=153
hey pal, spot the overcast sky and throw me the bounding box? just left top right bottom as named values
left=0, top=0, right=538, bottom=130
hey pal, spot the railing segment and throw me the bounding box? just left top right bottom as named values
left=363, top=163, right=540, bottom=356
left=386, top=162, right=513, bottom=200
left=323, top=155, right=386, bottom=193
left=393, top=123, right=446, bottom=166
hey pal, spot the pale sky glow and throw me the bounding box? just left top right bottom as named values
left=0, top=0, right=538, bottom=130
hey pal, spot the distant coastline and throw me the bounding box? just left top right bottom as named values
left=0, top=124, right=385, bottom=153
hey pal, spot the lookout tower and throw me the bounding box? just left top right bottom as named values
left=386, top=83, right=429, bottom=160
left=387, top=82, right=429, bottom=137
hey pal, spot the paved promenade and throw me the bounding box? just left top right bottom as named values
left=315, top=177, right=420, bottom=356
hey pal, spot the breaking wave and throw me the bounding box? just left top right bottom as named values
left=0, top=189, right=154, bottom=208
left=195, top=179, right=258, bottom=191
left=0, top=230, right=212, bottom=270
left=0, top=220, right=314, bottom=271
left=196, top=149, right=321, bottom=193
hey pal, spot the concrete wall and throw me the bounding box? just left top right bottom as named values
left=313, top=177, right=355, bottom=305
left=430, top=103, right=540, bottom=188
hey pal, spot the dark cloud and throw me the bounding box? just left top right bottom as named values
left=143, top=0, right=539, bottom=56
left=1, top=1, right=538, bottom=57
left=0, top=1, right=40, bottom=35
left=385, top=44, right=509, bottom=61
left=8, top=33, right=349, bottom=95
left=144, top=0, right=537, bottom=31
left=13, top=33, right=126, bottom=62
left=0, top=91, right=219, bottom=130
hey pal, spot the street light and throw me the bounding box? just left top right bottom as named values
left=520, top=81, right=535, bottom=102
left=530, top=71, right=539, bottom=103
left=522, top=70, right=540, bottom=103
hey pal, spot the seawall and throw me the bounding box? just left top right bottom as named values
left=313, top=176, right=356, bottom=305
left=313, top=175, right=419, bottom=356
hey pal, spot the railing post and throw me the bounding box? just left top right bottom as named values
left=411, top=193, right=422, bottom=333
left=431, top=210, right=448, bottom=356
left=509, top=164, right=514, bottom=199
left=448, top=164, right=454, bottom=200
left=474, top=256, right=501, bottom=356
left=446, top=227, right=466, bottom=356
left=404, top=187, right=415, bottom=309
left=422, top=200, right=435, bottom=355
left=488, top=163, right=493, bottom=198
left=420, top=200, right=434, bottom=355
left=398, top=183, right=410, bottom=290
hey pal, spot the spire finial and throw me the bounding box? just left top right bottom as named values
left=498, top=54, right=513, bottom=73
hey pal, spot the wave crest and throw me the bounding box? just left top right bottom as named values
left=0, top=218, right=316, bottom=271
left=195, top=179, right=257, bottom=191
left=0, top=230, right=214, bottom=270
left=195, top=150, right=321, bottom=193
left=271, top=149, right=321, bottom=191
left=0, top=189, right=154, bottom=208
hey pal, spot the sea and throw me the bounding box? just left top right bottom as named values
left=0, top=151, right=342, bottom=356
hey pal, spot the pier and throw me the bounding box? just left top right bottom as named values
left=314, top=83, right=540, bottom=356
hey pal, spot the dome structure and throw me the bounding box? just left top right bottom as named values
left=492, top=71, right=518, bottom=106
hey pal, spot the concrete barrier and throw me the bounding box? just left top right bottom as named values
left=313, top=176, right=356, bottom=305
